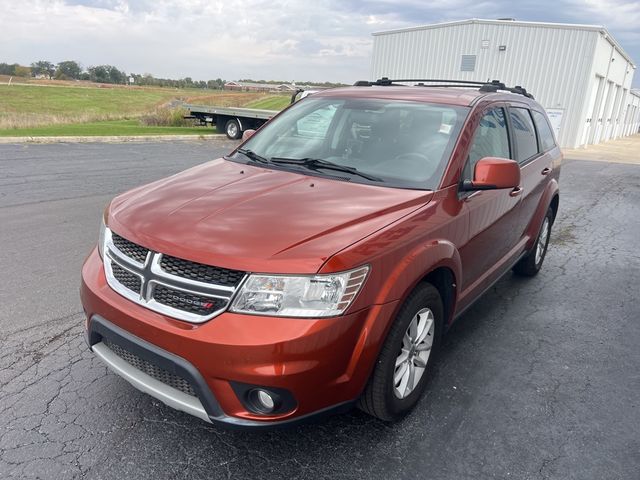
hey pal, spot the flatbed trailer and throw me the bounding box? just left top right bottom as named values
left=184, top=105, right=279, bottom=139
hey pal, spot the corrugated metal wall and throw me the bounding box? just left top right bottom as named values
left=625, top=92, right=640, bottom=135
left=371, top=22, right=601, bottom=147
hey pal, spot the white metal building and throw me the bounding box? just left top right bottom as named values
left=625, top=90, right=640, bottom=136
left=370, top=19, right=638, bottom=148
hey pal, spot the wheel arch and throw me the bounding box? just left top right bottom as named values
left=371, top=239, right=462, bottom=331
left=420, top=267, right=457, bottom=327
left=549, top=193, right=560, bottom=223
left=524, top=179, right=560, bottom=250
left=341, top=239, right=462, bottom=401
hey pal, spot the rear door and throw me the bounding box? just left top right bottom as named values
left=507, top=106, right=554, bottom=241
left=458, top=105, right=523, bottom=290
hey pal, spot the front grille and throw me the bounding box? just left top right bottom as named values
left=160, top=254, right=244, bottom=287
left=103, top=339, right=196, bottom=397
left=105, top=228, right=246, bottom=322
left=153, top=285, right=226, bottom=316
left=112, top=233, right=149, bottom=264
left=111, top=263, right=142, bottom=294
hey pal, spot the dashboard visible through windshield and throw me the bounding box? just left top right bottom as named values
left=230, top=97, right=469, bottom=190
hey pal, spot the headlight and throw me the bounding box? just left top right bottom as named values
left=98, top=218, right=107, bottom=259
left=230, top=266, right=369, bottom=318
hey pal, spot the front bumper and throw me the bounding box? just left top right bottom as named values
left=81, top=248, right=398, bottom=428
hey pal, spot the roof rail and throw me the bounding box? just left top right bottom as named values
left=353, top=77, right=534, bottom=99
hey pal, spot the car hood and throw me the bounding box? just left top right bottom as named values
left=108, top=158, right=433, bottom=273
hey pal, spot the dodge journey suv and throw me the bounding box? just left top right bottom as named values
left=81, top=78, right=561, bottom=427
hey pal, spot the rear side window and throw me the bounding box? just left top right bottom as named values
left=463, top=108, right=510, bottom=180
left=531, top=110, right=556, bottom=152
left=509, top=108, right=539, bottom=163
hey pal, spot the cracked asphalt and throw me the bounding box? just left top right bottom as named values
left=1, top=141, right=639, bottom=479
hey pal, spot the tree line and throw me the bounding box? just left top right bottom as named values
left=0, top=60, right=227, bottom=89
left=0, top=60, right=345, bottom=89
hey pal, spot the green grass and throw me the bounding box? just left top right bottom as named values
left=243, top=95, right=291, bottom=111
left=0, top=82, right=278, bottom=136
left=0, top=83, right=248, bottom=130
left=0, top=119, right=217, bottom=137
left=0, top=84, right=183, bottom=125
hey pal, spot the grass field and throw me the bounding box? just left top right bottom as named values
left=243, top=95, right=292, bottom=110
left=0, top=84, right=180, bottom=129
left=0, top=119, right=217, bottom=137
left=0, top=82, right=269, bottom=134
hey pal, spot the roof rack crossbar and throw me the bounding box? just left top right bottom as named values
left=378, top=78, right=490, bottom=86
left=353, top=77, right=534, bottom=99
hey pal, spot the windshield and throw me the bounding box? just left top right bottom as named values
left=230, top=97, right=469, bottom=190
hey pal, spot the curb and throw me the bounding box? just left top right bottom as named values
left=0, top=134, right=229, bottom=144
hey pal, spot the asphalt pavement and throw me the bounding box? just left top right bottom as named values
left=0, top=141, right=639, bottom=479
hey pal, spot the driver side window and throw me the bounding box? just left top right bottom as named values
left=463, top=108, right=510, bottom=181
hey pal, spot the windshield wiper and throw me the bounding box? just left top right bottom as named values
left=269, top=157, right=383, bottom=182
left=236, top=148, right=270, bottom=165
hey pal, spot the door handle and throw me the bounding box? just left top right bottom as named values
left=541, top=167, right=552, bottom=176
left=509, top=186, right=523, bottom=197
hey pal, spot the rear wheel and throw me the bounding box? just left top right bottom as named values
left=358, top=282, right=443, bottom=421
left=513, top=207, right=553, bottom=276
left=224, top=119, right=241, bottom=139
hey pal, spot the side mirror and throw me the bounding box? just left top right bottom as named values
left=462, top=157, right=520, bottom=191
left=242, top=129, right=256, bottom=141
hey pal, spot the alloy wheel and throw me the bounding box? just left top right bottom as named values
left=535, top=217, right=550, bottom=265
left=393, top=307, right=435, bottom=399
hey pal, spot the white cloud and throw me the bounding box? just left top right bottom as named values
left=0, top=0, right=637, bottom=84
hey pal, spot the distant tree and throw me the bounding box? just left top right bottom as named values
left=0, top=63, right=18, bottom=75
left=87, top=65, right=126, bottom=84
left=56, top=60, right=82, bottom=80
left=88, top=65, right=108, bottom=83
left=107, top=65, right=126, bottom=84
left=14, top=65, right=32, bottom=77
left=30, top=60, right=55, bottom=78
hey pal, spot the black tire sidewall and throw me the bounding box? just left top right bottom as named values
left=381, top=283, right=444, bottom=419
left=225, top=119, right=240, bottom=139
left=534, top=208, right=553, bottom=269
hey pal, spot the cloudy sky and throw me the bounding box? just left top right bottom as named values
left=0, top=0, right=638, bottom=86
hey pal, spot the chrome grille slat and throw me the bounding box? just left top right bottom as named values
left=103, top=227, right=247, bottom=323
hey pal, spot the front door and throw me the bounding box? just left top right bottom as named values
left=458, top=106, right=523, bottom=294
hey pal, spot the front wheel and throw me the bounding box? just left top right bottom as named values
left=513, top=207, right=553, bottom=276
left=358, top=282, right=443, bottom=422
left=224, top=119, right=241, bottom=139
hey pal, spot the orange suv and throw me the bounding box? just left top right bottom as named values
left=80, top=78, right=561, bottom=427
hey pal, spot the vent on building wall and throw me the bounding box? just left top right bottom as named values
left=460, top=55, right=476, bottom=72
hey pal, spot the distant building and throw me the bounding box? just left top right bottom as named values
left=370, top=19, right=639, bottom=148
left=224, top=81, right=325, bottom=93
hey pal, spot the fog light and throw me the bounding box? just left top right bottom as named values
left=248, top=388, right=279, bottom=414
left=257, top=390, right=275, bottom=411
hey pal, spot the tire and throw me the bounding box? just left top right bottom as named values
left=358, top=282, right=443, bottom=422
left=513, top=207, right=553, bottom=277
left=224, top=119, right=241, bottom=139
